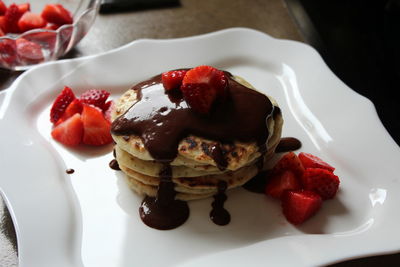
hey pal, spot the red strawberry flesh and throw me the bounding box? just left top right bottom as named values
left=41, top=4, right=72, bottom=25
left=301, top=167, right=340, bottom=200
left=50, top=86, right=76, bottom=124
left=80, top=89, right=110, bottom=111
left=265, top=170, right=301, bottom=199
left=51, top=113, right=83, bottom=146
left=281, top=189, right=322, bottom=225
left=81, top=104, right=113, bottom=146
left=162, top=70, right=187, bottom=91
left=298, top=152, right=335, bottom=172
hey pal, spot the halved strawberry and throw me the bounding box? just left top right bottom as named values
left=301, top=168, right=340, bottom=200
left=298, top=152, right=335, bottom=172
left=272, top=152, right=305, bottom=178
left=51, top=113, right=83, bottom=146
left=103, top=100, right=114, bottom=122
left=18, top=12, right=47, bottom=32
left=0, top=16, right=6, bottom=32
left=50, top=86, right=76, bottom=124
left=0, top=39, right=16, bottom=65
left=265, top=170, right=301, bottom=199
left=180, top=83, right=217, bottom=114
left=16, top=38, right=44, bottom=62
left=41, top=4, right=72, bottom=25
left=81, top=104, right=113, bottom=146
left=56, top=98, right=83, bottom=125
left=80, top=89, right=110, bottom=111
left=17, top=3, right=30, bottom=15
left=182, top=65, right=228, bottom=99
left=162, top=69, right=188, bottom=91
left=0, top=1, right=6, bottom=16
left=281, top=189, right=322, bottom=225
left=4, top=4, right=22, bottom=33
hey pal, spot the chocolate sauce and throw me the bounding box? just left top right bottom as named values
left=242, top=170, right=271, bottom=193
left=139, top=163, right=189, bottom=230
left=210, top=181, right=230, bottom=225
left=109, top=159, right=120, bottom=170
left=66, top=168, right=74, bottom=174
left=111, top=73, right=274, bottom=162
left=275, top=137, right=302, bottom=153
left=111, top=71, right=276, bottom=229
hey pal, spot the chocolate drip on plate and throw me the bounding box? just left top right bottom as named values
left=109, top=159, right=121, bottom=170
left=243, top=170, right=271, bottom=194
left=275, top=137, right=302, bottom=153
left=139, top=163, right=189, bottom=230
left=210, top=181, right=230, bottom=225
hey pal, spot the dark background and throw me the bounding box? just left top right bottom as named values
left=289, top=0, right=400, bottom=146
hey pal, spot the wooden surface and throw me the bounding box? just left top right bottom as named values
left=1, top=0, right=399, bottom=266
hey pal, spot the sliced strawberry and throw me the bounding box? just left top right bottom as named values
left=41, top=4, right=73, bottom=25
left=298, top=152, right=335, bottom=172
left=51, top=113, right=83, bottom=146
left=16, top=38, right=44, bottom=62
left=182, top=65, right=228, bottom=99
left=18, top=12, right=47, bottom=32
left=0, top=39, right=16, bottom=65
left=103, top=100, right=114, bottom=122
left=162, top=69, right=188, bottom=91
left=43, top=23, right=60, bottom=30
left=265, top=170, right=301, bottom=199
left=301, top=168, right=340, bottom=200
left=56, top=99, right=83, bottom=125
left=0, top=1, right=6, bottom=16
left=272, top=152, right=305, bottom=178
left=50, top=86, right=76, bottom=124
left=180, top=83, right=217, bottom=114
left=81, top=104, right=113, bottom=146
left=281, top=189, right=322, bottom=225
left=17, top=3, right=30, bottom=15
left=0, top=16, right=6, bottom=32
left=4, top=4, right=22, bottom=33
left=80, top=89, right=110, bottom=111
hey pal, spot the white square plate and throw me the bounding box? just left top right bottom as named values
left=1, top=28, right=400, bottom=267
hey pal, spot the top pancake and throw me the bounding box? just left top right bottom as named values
left=111, top=75, right=283, bottom=171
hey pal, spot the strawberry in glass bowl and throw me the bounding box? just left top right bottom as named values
left=0, top=0, right=100, bottom=70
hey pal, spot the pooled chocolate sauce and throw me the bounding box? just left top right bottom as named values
left=109, top=159, right=121, bottom=170
left=139, top=163, right=189, bottom=230
left=275, top=137, right=302, bottom=153
left=111, top=73, right=274, bottom=162
left=66, top=168, right=74, bottom=174
left=210, top=181, right=230, bottom=225
left=243, top=170, right=271, bottom=194
left=111, top=71, right=276, bottom=229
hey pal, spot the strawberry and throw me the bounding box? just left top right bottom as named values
left=41, top=4, right=73, bottom=25
left=16, top=38, right=44, bottom=62
left=81, top=104, right=113, bottom=146
left=281, top=189, right=322, bottom=225
left=265, top=170, right=301, bottom=199
left=0, top=16, right=5, bottom=32
left=4, top=4, right=22, bottom=33
left=272, top=152, right=305, bottom=178
left=0, top=39, right=16, bottom=65
left=18, top=12, right=47, bottom=32
left=180, top=83, right=217, bottom=114
left=17, top=3, right=30, bottom=15
left=162, top=69, right=187, bottom=91
left=56, top=99, right=83, bottom=125
left=50, top=86, right=76, bottom=124
left=103, top=100, right=114, bottom=122
left=51, top=113, right=83, bottom=146
left=80, top=89, right=110, bottom=111
left=301, top=168, right=340, bottom=200
left=298, top=152, right=335, bottom=172
left=0, top=1, right=6, bottom=16
left=182, top=65, right=228, bottom=99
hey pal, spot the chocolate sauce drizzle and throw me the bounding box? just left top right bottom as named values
left=210, top=181, right=230, bottom=225
left=139, top=163, right=189, bottom=230
left=111, top=71, right=276, bottom=229
left=109, top=159, right=121, bottom=170
left=275, top=137, right=302, bottom=153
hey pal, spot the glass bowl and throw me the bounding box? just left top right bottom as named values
left=0, top=0, right=100, bottom=71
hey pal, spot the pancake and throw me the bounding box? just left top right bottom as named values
left=111, top=73, right=283, bottom=201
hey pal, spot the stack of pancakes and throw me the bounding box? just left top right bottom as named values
left=111, top=76, right=283, bottom=201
